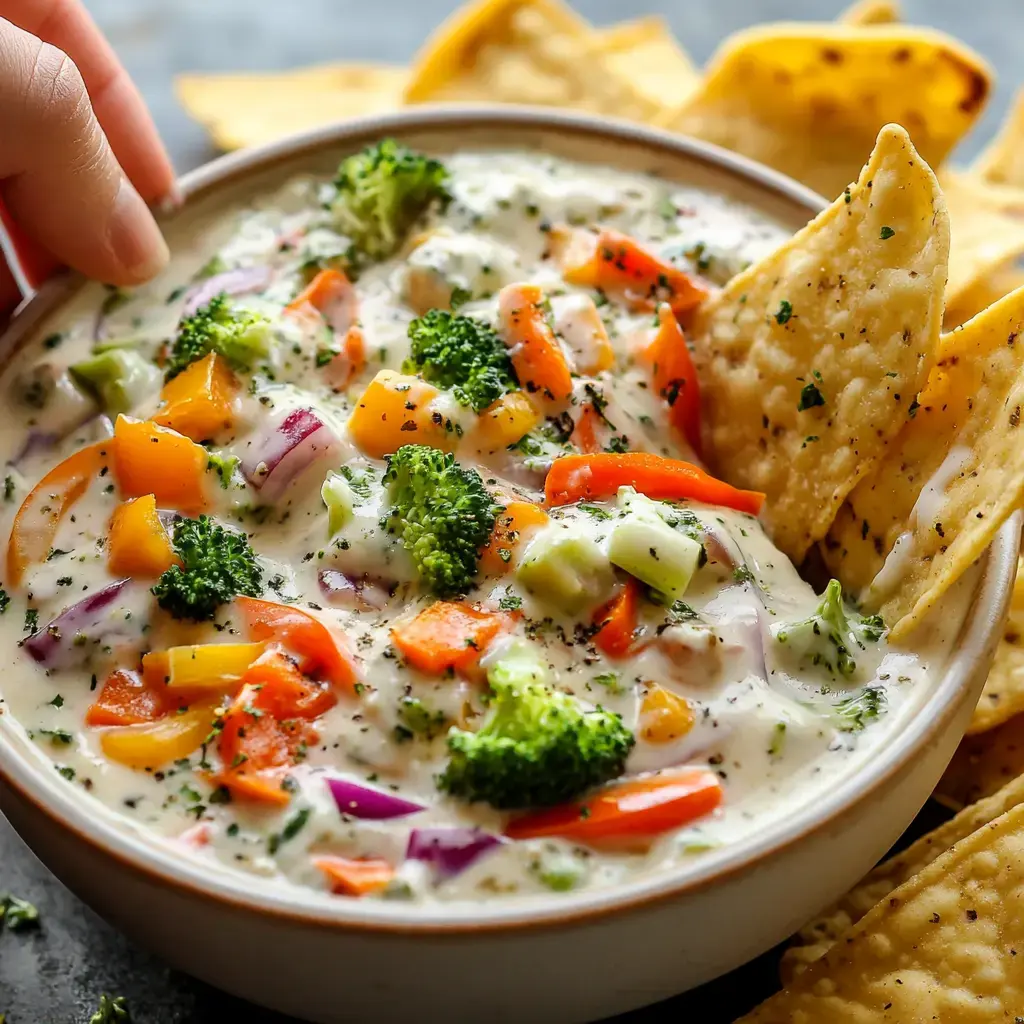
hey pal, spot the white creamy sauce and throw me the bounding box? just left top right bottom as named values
left=0, top=148, right=964, bottom=905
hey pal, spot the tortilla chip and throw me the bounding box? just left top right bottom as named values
left=741, top=801, right=1024, bottom=1021
left=175, top=64, right=407, bottom=151
left=939, top=709, right=1024, bottom=812
left=944, top=264, right=1024, bottom=331
left=942, top=171, right=1024, bottom=316
left=839, top=0, right=902, bottom=25
left=593, top=16, right=699, bottom=109
left=822, top=285, right=1024, bottom=638
left=780, top=770, right=1024, bottom=985
left=403, top=0, right=664, bottom=122
left=656, top=24, right=991, bottom=200
left=691, top=125, right=947, bottom=564
left=974, top=87, right=1024, bottom=188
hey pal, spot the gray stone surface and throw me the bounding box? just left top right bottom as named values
left=0, top=1, right=1018, bottom=1020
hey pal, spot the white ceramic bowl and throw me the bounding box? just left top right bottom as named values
left=0, top=107, right=1018, bottom=1024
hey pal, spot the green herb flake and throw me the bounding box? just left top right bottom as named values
left=879, top=226, right=896, bottom=240
left=774, top=299, right=793, bottom=325
left=89, top=994, right=131, bottom=1024
left=798, top=382, right=825, bottom=411
left=1, top=893, right=40, bottom=931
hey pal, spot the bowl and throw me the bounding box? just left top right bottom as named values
left=0, top=106, right=1018, bottom=1024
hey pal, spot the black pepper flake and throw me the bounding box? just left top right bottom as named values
left=966, top=909, right=978, bottom=921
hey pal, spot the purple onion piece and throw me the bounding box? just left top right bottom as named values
left=181, top=265, right=273, bottom=317
left=406, top=828, right=505, bottom=879
left=327, top=777, right=425, bottom=821
left=318, top=570, right=390, bottom=611
left=9, top=430, right=59, bottom=468
left=241, top=408, right=339, bottom=500
left=24, top=579, right=139, bottom=669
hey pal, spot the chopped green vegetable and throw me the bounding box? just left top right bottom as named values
left=321, top=471, right=355, bottom=536
left=608, top=511, right=702, bottom=602
left=1, top=894, right=39, bottom=931
left=515, top=525, right=614, bottom=615
left=166, top=294, right=272, bottom=380
left=69, top=349, right=161, bottom=415
left=89, top=995, right=130, bottom=1024
left=396, top=696, right=448, bottom=740
left=834, top=686, right=887, bottom=731
left=206, top=452, right=239, bottom=489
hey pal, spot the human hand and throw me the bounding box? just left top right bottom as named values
left=0, top=0, right=175, bottom=323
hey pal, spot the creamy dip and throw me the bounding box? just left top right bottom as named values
left=0, top=145, right=959, bottom=904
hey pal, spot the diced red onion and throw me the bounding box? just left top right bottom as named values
left=318, top=570, right=391, bottom=611
left=10, top=430, right=59, bottom=468
left=182, top=265, right=273, bottom=318
left=406, top=828, right=505, bottom=879
left=326, top=777, right=424, bottom=820
left=241, top=408, right=339, bottom=501
left=23, top=579, right=141, bottom=669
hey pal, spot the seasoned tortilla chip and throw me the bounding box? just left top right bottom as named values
left=839, top=0, right=901, bottom=25
left=974, top=87, right=1024, bottom=188
left=741, top=801, right=1024, bottom=1021
left=939, top=706, right=1024, bottom=810
left=657, top=24, right=991, bottom=199
left=822, top=285, right=1024, bottom=637
left=780, top=771, right=1024, bottom=984
left=175, top=65, right=407, bottom=151
left=944, top=263, right=1024, bottom=331
left=691, top=125, right=947, bottom=564
left=403, top=0, right=664, bottom=122
left=593, top=16, right=699, bottom=109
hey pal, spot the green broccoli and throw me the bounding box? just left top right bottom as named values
left=382, top=444, right=499, bottom=597
left=331, top=139, right=449, bottom=265
left=439, top=642, right=634, bottom=809
left=834, top=686, right=887, bottom=732
left=404, top=310, right=517, bottom=412
left=152, top=515, right=263, bottom=621
left=69, top=349, right=161, bottom=414
left=771, top=579, right=886, bottom=678
left=165, top=293, right=272, bottom=380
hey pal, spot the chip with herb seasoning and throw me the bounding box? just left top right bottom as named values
left=692, top=124, right=947, bottom=563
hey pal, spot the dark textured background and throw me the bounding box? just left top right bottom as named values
left=0, top=1, right=1017, bottom=1020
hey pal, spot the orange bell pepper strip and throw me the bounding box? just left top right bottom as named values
left=570, top=402, right=602, bottom=454
left=235, top=596, right=358, bottom=693
left=479, top=501, right=549, bottom=575
left=347, top=369, right=453, bottom=458
left=555, top=227, right=710, bottom=318
left=314, top=855, right=395, bottom=896
left=322, top=325, right=367, bottom=388
left=505, top=767, right=723, bottom=843
left=593, top=578, right=642, bottom=658
left=642, top=304, right=703, bottom=458
left=7, top=441, right=109, bottom=586
left=112, top=415, right=209, bottom=512
left=239, top=647, right=337, bottom=719
left=544, top=452, right=764, bottom=516
left=85, top=668, right=169, bottom=727
left=498, top=283, right=573, bottom=405
left=108, top=494, right=179, bottom=578
left=391, top=601, right=513, bottom=676
left=639, top=686, right=695, bottom=744
left=154, top=352, right=238, bottom=441
left=286, top=268, right=356, bottom=329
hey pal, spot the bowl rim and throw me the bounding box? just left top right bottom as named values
left=0, top=104, right=1018, bottom=935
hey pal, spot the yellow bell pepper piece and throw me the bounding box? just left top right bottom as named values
left=154, top=352, right=237, bottom=441
left=108, top=494, right=179, bottom=578
left=100, top=703, right=218, bottom=769
left=472, top=390, right=541, bottom=453
left=639, top=685, right=694, bottom=744
left=141, top=642, right=266, bottom=691
left=347, top=369, right=455, bottom=458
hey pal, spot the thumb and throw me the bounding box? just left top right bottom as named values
left=0, top=16, right=169, bottom=287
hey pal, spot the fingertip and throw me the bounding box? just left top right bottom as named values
left=106, top=176, right=169, bottom=285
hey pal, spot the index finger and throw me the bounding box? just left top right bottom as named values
left=4, top=0, right=175, bottom=203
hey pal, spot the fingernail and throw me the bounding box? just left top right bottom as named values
left=108, top=176, right=170, bottom=283
left=157, top=181, right=184, bottom=214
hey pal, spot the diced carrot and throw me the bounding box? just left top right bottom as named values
left=7, top=442, right=109, bottom=586
left=347, top=369, right=453, bottom=458
left=642, top=304, right=702, bottom=457
left=314, top=855, right=395, bottom=896
left=235, top=596, right=358, bottom=693
left=544, top=452, right=764, bottom=515
left=570, top=403, right=602, bottom=454
left=100, top=702, right=218, bottom=769
left=479, top=502, right=549, bottom=575
left=154, top=352, right=238, bottom=441
left=142, top=641, right=267, bottom=692
left=498, top=284, right=573, bottom=405
left=85, top=668, right=168, bottom=727
left=593, top=578, right=641, bottom=658
left=639, top=686, right=695, bottom=744
left=239, top=647, right=337, bottom=719
left=505, top=768, right=722, bottom=843
left=286, top=268, right=357, bottom=333
left=108, top=494, right=178, bottom=578
left=391, top=601, right=512, bottom=676
left=472, top=390, right=541, bottom=453
left=178, top=822, right=211, bottom=847
left=553, top=226, right=710, bottom=318
left=112, top=415, right=209, bottom=512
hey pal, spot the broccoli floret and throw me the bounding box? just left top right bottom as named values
left=834, top=686, right=887, bottom=732
left=152, top=515, right=263, bottom=620
left=331, top=139, right=449, bottom=265
left=404, top=310, right=517, bottom=412
left=165, top=294, right=272, bottom=380
left=439, top=642, right=634, bottom=809
left=771, top=579, right=887, bottom=678
left=382, top=444, right=499, bottom=597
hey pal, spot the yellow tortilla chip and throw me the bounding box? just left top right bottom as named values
left=969, top=559, right=1024, bottom=733
left=741, top=801, right=1024, bottom=1022
left=691, top=125, right=947, bottom=564
left=781, top=769, right=1024, bottom=983
left=939, top=706, right=1024, bottom=810
left=944, top=264, right=1024, bottom=331
left=175, top=65, right=407, bottom=151
left=593, top=16, right=699, bottom=109
left=974, top=87, right=1024, bottom=188
left=942, top=171, right=1024, bottom=315
left=657, top=24, right=991, bottom=200
left=823, top=285, right=1024, bottom=637
left=839, top=0, right=902, bottom=25
left=403, top=0, right=664, bottom=122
